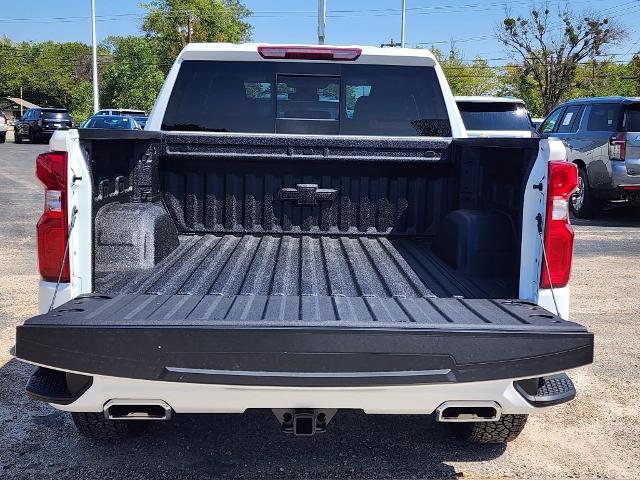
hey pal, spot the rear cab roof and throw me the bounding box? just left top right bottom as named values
left=178, top=42, right=439, bottom=66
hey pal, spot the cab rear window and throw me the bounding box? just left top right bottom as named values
left=161, top=60, right=452, bottom=137
left=457, top=102, right=532, bottom=131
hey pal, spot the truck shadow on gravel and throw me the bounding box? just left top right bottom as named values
left=1, top=360, right=506, bottom=480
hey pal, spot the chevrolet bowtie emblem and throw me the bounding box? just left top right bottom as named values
left=278, top=184, right=339, bottom=206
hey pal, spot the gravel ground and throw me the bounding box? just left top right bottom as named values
left=0, top=142, right=639, bottom=479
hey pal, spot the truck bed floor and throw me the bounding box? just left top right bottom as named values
left=95, top=234, right=514, bottom=299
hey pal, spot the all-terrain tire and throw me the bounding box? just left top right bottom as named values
left=71, top=412, right=147, bottom=439
left=0, top=133, right=6, bottom=143
left=450, top=414, right=528, bottom=444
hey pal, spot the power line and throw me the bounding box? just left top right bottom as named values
left=0, top=0, right=605, bottom=23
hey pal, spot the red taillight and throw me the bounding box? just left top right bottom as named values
left=36, top=152, right=69, bottom=282
left=609, top=132, right=626, bottom=160
left=257, top=45, right=361, bottom=61
left=540, top=161, right=578, bottom=289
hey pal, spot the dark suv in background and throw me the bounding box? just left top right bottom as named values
left=540, top=97, right=640, bottom=218
left=14, top=107, right=73, bottom=144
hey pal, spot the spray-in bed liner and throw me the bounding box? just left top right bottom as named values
left=95, top=234, right=514, bottom=299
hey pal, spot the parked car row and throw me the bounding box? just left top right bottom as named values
left=6, top=107, right=149, bottom=144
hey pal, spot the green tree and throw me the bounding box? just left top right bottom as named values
left=497, top=6, right=626, bottom=114
left=1, top=39, right=96, bottom=121
left=100, top=36, right=165, bottom=113
left=141, top=0, right=252, bottom=70
left=572, top=60, right=635, bottom=98
left=432, top=47, right=501, bottom=96
left=0, top=37, right=22, bottom=99
left=497, top=64, right=544, bottom=116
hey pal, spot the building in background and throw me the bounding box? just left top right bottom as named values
left=0, top=97, right=41, bottom=123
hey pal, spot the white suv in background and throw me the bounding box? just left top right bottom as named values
left=456, top=96, right=535, bottom=138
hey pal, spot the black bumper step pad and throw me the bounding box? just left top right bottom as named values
left=514, top=373, right=577, bottom=407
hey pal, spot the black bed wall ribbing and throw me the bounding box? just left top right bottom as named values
left=161, top=158, right=454, bottom=235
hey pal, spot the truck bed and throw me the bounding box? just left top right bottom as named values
left=95, top=234, right=513, bottom=299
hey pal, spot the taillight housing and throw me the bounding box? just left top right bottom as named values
left=609, top=132, right=626, bottom=160
left=36, top=151, right=69, bottom=282
left=257, top=45, right=362, bottom=61
left=540, top=161, right=578, bottom=289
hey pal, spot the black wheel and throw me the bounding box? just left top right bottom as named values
left=71, top=412, right=148, bottom=439
left=0, top=133, right=5, bottom=143
left=450, top=414, right=528, bottom=444
left=570, top=167, right=599, bottom=219
left=14, top=129, right=22, bottom=143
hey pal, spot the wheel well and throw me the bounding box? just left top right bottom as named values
left=573, top=159, right=586, bottom=172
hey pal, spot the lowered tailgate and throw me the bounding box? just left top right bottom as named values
left=16, top=294, right=593, bottom=387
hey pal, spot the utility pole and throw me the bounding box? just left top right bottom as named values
left=401, top=0, right=406, bottom=47
left=318, top=0, right=326, bottom=45
left=187, top=12, right=192, bottom=43
left=91, top=0, right=99, bottom=113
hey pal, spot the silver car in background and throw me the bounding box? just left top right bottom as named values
left=539, top=96, right=640, bottom=218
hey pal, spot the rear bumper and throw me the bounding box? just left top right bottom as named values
left=612, top=161, right=640, bottom=188
left=595, top=161, right=640, bottom=199
left=24, top=368, right=571, bottom=415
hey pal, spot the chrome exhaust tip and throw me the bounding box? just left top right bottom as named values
left=103, top=399, right=172, bottom=421
left=435, top=401, right=501, bottom=423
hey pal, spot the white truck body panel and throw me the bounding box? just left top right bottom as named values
left=46, top=370, right=545, bottom=415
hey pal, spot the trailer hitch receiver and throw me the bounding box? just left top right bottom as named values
left=273, top=408, right=336, bottom=436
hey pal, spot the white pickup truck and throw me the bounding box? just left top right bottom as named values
left=16, top=44, right=592, bottom=444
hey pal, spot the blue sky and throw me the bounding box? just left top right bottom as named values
left=1, top=0, right=639, bottom=65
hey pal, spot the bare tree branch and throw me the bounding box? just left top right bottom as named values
left=496, top=4, right=627, bottom=113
